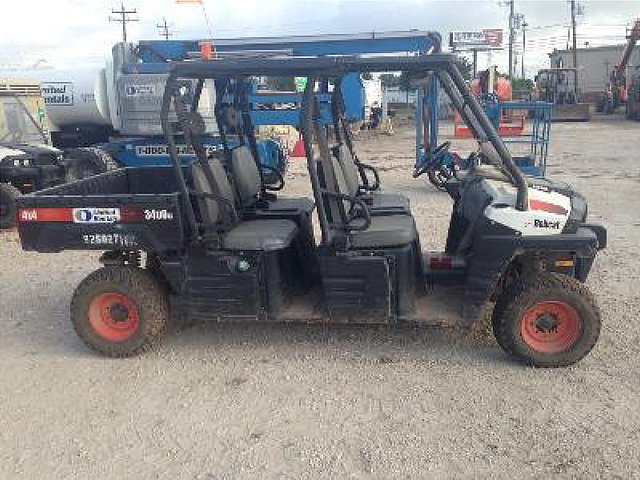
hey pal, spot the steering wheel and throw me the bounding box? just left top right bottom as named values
left=413, top=141, right=451, bottom=178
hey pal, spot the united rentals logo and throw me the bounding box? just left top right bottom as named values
left=72, top=208, right=120, bottom=224
left=41, top=82, right=74, bottom=106
left=125, top=84, right=156, bottom=96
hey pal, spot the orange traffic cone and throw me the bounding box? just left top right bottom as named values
left=290, top=136, right=306, bottom=158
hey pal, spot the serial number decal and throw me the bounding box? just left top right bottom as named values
left=82, top=233, right=137, bottom=247
left=144, top=209, right=174, bottom=221
left=73, top=208, right=120, bottom=224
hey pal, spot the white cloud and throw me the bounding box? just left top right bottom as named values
left=0, top=0, right=637, bottom=77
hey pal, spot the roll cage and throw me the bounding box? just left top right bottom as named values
left=160, top=54, right=529, bottom=241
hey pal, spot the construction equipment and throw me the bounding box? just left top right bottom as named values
left=416, top=66, right=552, bottom=182
left=598, top=19, right=640, bottom=115
left=6, top=31, right=441, bottom=178
left=0, top=78, right=66, bottom=228
left=16, top=54, right=606, bottom=367
left=626, top=66, right=640, bottom=121
left=535, top=68, right=591, bottom=121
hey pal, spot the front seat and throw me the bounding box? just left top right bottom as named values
left=321, top=146, right=417, bottom=250
left=332, top=144, right=410, bottom=216
left=191, top=157, right=298, bottom=252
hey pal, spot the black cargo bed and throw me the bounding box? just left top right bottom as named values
left=16, top=167, right=186, bottom=253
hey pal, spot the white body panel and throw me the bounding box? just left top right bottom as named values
left=1, top=67, right=112, bottom=131
left=483, top=179, right=572, bottom=236
left=0, top=145, right=26, bottom=157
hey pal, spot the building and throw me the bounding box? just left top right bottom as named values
left=548, top=44, right=640, bottom=103
left=383, top=86, right=453, bottom=118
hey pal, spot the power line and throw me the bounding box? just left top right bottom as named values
left=157, top=17, right=173, bottom=40
left=109, top=3, right=139, bottom=43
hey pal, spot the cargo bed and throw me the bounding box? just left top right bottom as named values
left=16, top=167, right=185, bottom=253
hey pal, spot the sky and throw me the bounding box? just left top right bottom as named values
left=0, top=0, right=637, bottom=77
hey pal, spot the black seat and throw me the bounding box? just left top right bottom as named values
left=317, top=133, right=417, bottom=250
left=230, top=145, right=315, bottom=216
left=333, top=144, right=410, bottom=216
left=348, top=214, right=417, bottom=248
left=191, top=157, right=298, bottom=252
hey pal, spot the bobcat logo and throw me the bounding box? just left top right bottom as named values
left=534, top=218, right=561, bottom=229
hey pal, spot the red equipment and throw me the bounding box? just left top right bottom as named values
left=600, top=19, right=640, bottom=114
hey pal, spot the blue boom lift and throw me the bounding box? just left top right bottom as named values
left=51, top=31, right=441, bottom=179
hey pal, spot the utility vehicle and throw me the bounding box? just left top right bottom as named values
left=0, top=78, right=66, bottom=228
left=535, top=68, right=590, bottom=122
left=16, top=55, right=606, bottom=367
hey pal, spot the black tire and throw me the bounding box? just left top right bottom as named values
left=0, top=183, right=21, bottom=229
left=64, top=147, right=119, bottom=182
left=492, top=271, right=601, bottom=367
left=70, top=266, right=170, bottom=357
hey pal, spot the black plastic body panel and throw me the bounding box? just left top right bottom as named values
left=242, top=197, right=318, bottom=287
left=181, top=248, right=263, bottom=321
left=319, top=252, right=391, bottom=322
left=463, top=221, right=605, bottom=320
left=0, top=164, right=64, bottom=192
left=318, top=243, right=417, bottom=322
left=163, top=244, right=300, bottom=322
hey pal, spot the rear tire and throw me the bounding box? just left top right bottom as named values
left=0, top=183, right=21, bottom=229
left=70, top=266, right=170, bottom=357
left=492, top=271, right=600, bottom=367
left=64, top=147, right=119, bottom=182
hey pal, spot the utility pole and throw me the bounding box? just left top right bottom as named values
left=109, top=3, right=139, bottom=43
left=521, top=20, right=527, bottom=79
left=473, top=49, right=478, bottom=77
left=508, top=0, right=515, bottom=79
left=157, top=17, right=173, bottom=40
left=570, top=0, right=578, bottom=93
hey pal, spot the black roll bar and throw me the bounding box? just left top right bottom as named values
left=160, top=73, right=199, bottom=236
left=434, top=70, right=486, bottom=142
left=445, top=63, right=529, bottom=211
left=300, top=77, right=330, bottom=244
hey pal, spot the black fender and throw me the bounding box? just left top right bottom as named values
left=463, top=223, right=606, bottom=322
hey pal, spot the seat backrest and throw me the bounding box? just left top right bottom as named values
left=315, top=124, right=352, bottom=225
left=192, top=157, right=235, bottom=227
left=334, top=144, right=360, bottom=197
left=230, top=145, right=262, bottom=208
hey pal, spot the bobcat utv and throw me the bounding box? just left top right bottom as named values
left=16, top=55, right=606, bottom=367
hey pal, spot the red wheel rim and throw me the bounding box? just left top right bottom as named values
left=88, top=292, right=139, bottom=342
left=520, top=301, right=582, bottom=354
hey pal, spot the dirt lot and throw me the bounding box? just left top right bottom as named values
left=1, top=116, right=639, bottom=479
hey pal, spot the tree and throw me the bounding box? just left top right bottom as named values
left=361, top=72, right=373, bottom=80
left=265, top=76, right=296, bottom=91
left=399, top=71, right=412, bottom=91
left=458, top=56, right=474, bottom=81
left=511, top=77, right=534, bottom=92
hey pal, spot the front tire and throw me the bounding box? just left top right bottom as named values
left=70, top=266, right=170, bottom=357
left=492, top=272, right=601, bottom=367
left=0, top=183, right=21, bottom=229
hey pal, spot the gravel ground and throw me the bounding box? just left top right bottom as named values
left=1, top=115, right=638, bottom=479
